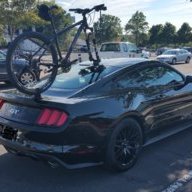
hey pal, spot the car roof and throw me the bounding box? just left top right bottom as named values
left=101, top=42, right=134, bottom=45
left=166, top=48, right=187, bottom=52
left=79, top=58, right=147, bottom=68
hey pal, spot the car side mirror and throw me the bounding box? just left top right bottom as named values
left=185, top=75, right=192, bottom=85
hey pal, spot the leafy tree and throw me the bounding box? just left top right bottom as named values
left=36, top=1, right=73, bottom=50
left=0, top=0, right=73, bottom=50
left=149, top=24, right=163, bottom=47
left=161, top=22, right=176, bottom=45
left=0, top=0, right=37, bottom=41
left=94, top=14, right=122, bottom=44
left=139, top=33, right=149, bottom=46
left=125, top=11, right=148, bottom=46
left=177, top=22, right=192, bottom=45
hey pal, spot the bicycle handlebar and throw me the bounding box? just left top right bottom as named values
left=69, top=4, right=107, bottom=15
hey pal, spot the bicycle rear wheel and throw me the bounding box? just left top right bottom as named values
left=6, top=32, right=58, bottom=95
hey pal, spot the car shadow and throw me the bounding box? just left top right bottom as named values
left=172, top=62, right=189, bottom=65
left=0, top=128, right=192, bottom=192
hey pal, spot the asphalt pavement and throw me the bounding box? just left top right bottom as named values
left=1, top=60, right=192, bottom=192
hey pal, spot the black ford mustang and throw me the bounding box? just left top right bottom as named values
left=0, top=58, right=192, bottom=171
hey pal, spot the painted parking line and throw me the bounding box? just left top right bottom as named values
left=162, top=170, right=192, bottom=192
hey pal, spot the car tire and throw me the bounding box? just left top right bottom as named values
left=105, top=118, right=143, bottom=172
left=19, top=69, right=37, bottom=85
left=185, top=57, right=191, bottom=64
left=172, top=58, right=177, bottom=65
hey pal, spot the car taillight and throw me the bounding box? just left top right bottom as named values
left=0, top=99, right=5, bottom=109
left=37, top=108, right=68, bottom=127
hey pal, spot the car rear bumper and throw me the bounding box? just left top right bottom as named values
left=0, top=126, right=103, bottom=169
left=0, top=73, right=9, bottom=81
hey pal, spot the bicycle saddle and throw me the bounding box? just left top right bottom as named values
left=38, top=4, right=58, bottom=21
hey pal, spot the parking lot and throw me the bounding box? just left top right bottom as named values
left=1, top=60, right=192, bottom=192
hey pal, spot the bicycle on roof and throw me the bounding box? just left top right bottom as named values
left=6, top=4, right=107, bottom=96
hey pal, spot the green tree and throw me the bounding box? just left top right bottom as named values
left=125, top=11, right=148, bottom=46
left=161, top=22, right=176, bottom=45
left=149, top=24, right=163, bottom=47
left=177, top=22, right=192, bottom=45
left=0, top=0, right=37, bottom=41
left=36, top=1, right=73, bottom=50
left=94, top=14, right=122, bottom=44
left=0, top=0, right=73, bottom=49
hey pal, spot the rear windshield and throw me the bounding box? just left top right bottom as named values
left=51, top=64, right=118, bottom=89
left=100, top=43, right=121, bottom=52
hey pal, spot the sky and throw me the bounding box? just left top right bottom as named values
left=55, top=0, right=192, bottom=29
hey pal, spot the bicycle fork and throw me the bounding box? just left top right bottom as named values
left=84, top=27, right=101, bottom=66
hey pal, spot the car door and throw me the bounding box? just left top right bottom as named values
left=182, top=50, right=190, bottom=61
left=108, top=61, right=192, bottom=139
left=119, top=61, right=192, bottom=138
left=180, top=50, right=187, bottom=62
left=138, top=62, right=192, bottom=138
left=176, top=50, right=183, bottom=62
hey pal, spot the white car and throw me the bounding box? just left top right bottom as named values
left=99, top=42, right=149, bottom=59
left=157, top=49, right=192, bottom=64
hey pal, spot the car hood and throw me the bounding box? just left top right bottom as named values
left=157, top=54, right=175, bottom=58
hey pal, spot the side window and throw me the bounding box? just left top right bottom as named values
left=138, top=66, right=184, bottom=87
left=122, top=44, right=128, bottom=52
left=129, top=44, right=137, bottom=52
left=0, top=53, right=5, bottom=60
left=115, top=65, right=184, bottom=89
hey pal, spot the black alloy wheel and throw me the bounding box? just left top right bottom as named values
left=105, top=118, right=143, bottom=172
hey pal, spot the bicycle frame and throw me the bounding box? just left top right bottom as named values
left=50, top=16, right=93, bottom=65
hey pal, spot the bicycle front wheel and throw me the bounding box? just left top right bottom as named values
left=6, top=32, right=58, bottom=95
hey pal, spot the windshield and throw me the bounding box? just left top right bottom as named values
left=50, top=64, right=118, bottom=90
left=163, top=50, right=177, bottom=55
left=100, top=43, right=121, bottom=52
left=0, top=52, right=6, bottom=60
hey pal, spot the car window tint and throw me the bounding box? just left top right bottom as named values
left=116, top=65, right=184, bottom=88
left=50, top=65, right=118, bottom=89
left=128, top=44, right=137, bottom=52
left=122, top=44, right=128, bottom=52
left=139, top=66, right=183, bottom=86
left=100, top=43, right=120, bottom=52
left=0, top=52, right=5, bottom=60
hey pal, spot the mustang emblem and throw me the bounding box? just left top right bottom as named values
left=10, top=108, right=20, bottom=115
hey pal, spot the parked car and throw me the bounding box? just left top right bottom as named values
left=1, top=58, right=192, bottom=171
left=0, top=50, right=38, bottom=84
left=156, top=49, right=192, bottom=64
left=183, top=47, right=192, bottom=53
left=99, top=42, right=149, bottom=59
